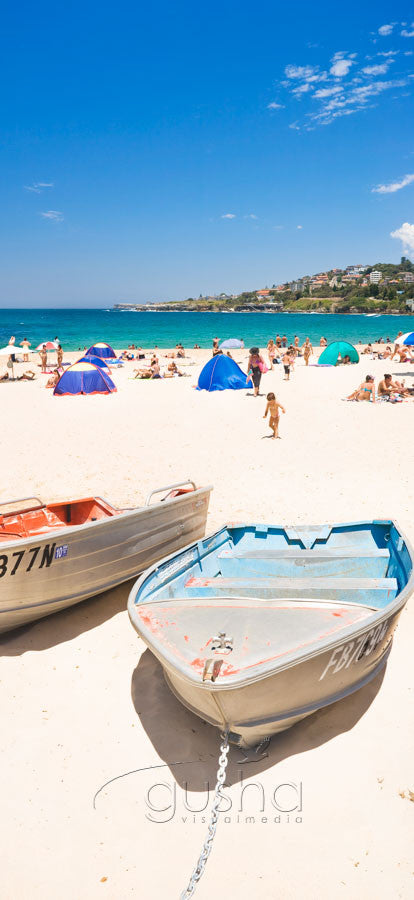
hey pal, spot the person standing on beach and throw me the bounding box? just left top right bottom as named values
left=212, top=336, right=219, bottom=354
left=56, top=344, right=63, bottom=368
left=282, top=350, right=291, bottom=380
left=263, top=392, right=285, bottom=439
left=39, top=344, right=47, bottom=373
left=302, top=337, right=313, bottom=366
left=247, top=347, right=265, bottom=397
left=267, top=339, right=276, bottom=369
left=20, top=337, right=31, bottom=362
left=282, top=335, right=287, bottom=348
left=275, top=334, right=282, bottom=349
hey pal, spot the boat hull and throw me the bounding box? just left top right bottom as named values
left=0, top=487, right=211, bottom=632
left=162, top=608, right=399, bottom=747
left=128, top=519, right=413, bottom=748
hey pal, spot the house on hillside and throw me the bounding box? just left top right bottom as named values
left=369, top=270, right=382, bottom=284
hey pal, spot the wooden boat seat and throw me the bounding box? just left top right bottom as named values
left=217, top=547, right=390, bottom=579
left=184, top=575, right=398, bottom=609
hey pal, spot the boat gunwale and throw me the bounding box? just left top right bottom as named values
left=0, top=485, right=213, bottom=552
left=127, top=518, right=414, bottom=691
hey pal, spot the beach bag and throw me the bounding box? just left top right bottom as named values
left=258, top=361, right=268, bottom=373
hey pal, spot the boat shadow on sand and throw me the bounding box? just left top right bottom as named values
left=131, top=648, right=385, bottom=790
left=0, top=580, right=134, bottom=656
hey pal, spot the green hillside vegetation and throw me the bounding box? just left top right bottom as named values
left=181, top=259, right=414, bottom=313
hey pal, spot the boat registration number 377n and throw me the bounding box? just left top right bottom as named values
left=319, top=621, right=389, bottom=680
left=0, top=542, right=64, bottom=578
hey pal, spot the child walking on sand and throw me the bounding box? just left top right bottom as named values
left=264, top=392, right=286, bottom=439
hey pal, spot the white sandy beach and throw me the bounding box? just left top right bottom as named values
left=1, top=346, right=413, bottom=899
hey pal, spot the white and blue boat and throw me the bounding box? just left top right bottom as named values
left=128, top=520, right=413, bottom=748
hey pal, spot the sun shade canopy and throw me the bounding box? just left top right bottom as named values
left=196, top=353, right=252, bottom=391
left=53, top=362, right=116, bottom=395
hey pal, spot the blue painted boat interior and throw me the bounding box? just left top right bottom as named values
left=136, top=521, right=412, bottom=612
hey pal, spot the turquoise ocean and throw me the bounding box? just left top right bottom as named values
left=1, top=308, right=413, bottom=351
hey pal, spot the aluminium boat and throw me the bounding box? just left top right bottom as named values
left=128, top=519, right=413, bottom=748
left=0, top=480, right=212, bottom=633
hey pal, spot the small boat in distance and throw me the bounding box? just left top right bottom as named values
left=128, top=519, right=413, bottom=748
left=0, top=481, right=212, bottom=633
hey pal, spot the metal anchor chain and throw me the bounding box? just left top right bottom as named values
left=180, top=730, right=230, bottom=899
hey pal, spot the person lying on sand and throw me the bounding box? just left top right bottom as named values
left=347, top=375, right=376, bottom=402
left=377, top=345, right=392, bottom=360
left=263, top=392, right=285, bottom=439
left=45, top=370, right=60, bottom=388
left=17, top=370, right=36, bottom=381
left=164, top=361, right=183, bottom=377
left=361, top=343, right=375, bottom=356
left=0, top=371, right=10, bottom=381
left=378, top=374, right=410, bottom=399
left=392, top=346, right=413, bottom=363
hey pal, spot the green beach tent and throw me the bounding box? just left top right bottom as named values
left=318, top=341, right=359, bottom=366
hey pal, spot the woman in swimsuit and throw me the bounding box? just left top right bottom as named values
left=247, top=347, right=265, bottom=397
left=302, top=337, right=313, bottom=366
left=347, top=375, right=375, bottom=403
left=267, top=339, right=276, bottom=369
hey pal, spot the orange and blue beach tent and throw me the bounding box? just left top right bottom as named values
left=85, top=341, right=116, bottom=359
left=53, top=362, right=116, bottom=396
left=77, top=354, right=111, bottom=372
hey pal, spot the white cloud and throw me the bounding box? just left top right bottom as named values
left=314, top=85, right=344, bottom=98
left=285, top=64, right=317, bottom=79
left=272, top=31, right=412, bottom=129
left=378, top=24, right=394, bottom=36
left=292, top=83, right=311, bottom=95
left=297, top=225, right=303, bottom=229
left=372, top=173, right=414, bottom=193
left=25, top=182, right=54, bottom=194
left=244, top=214, right=257, bottom=219
left=330, top=56, right=354, bottom=77
left=390, top=221, right=414, bottom=254
left=221, top=213, right=236, bottom=219
left=40, top=210, right=63, bottom=222
left=401, top=24, right=414, bottom=37
left=362, top=62, right=391, bottom=75
left=267, top=102, right=284, bottom=109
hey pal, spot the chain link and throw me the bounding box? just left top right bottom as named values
left=180, top=730, right=230, bottom=899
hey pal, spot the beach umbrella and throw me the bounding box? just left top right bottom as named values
left=53, top=362, right=116, bottom=396
left=77, top=354, right=111, bottom=372
left=36, top=341, right=57, bottom=351
left=196, top=354, right=252, bottom=391
left=86, top=341, right=116, bottom=359
left=0, top=344, right=18, bottom=356
left=219, top=338, right=244, bottom=349
left=395, top=332, right=414, bottom=346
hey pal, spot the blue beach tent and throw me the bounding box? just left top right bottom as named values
left=196, top=354, right=252, bottom=391
left=53, top=362, right=116, bottom=396
left=78, top=354, right=110, bottom=372
left=318, top=341, right=359, bottom=366
left=85, top=341, right=116, bottom=359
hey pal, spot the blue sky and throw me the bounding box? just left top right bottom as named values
left=1, top=0, right=414, bottom=307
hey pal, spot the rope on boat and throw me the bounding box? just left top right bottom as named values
left=179, top=730, right=230, bottom=899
